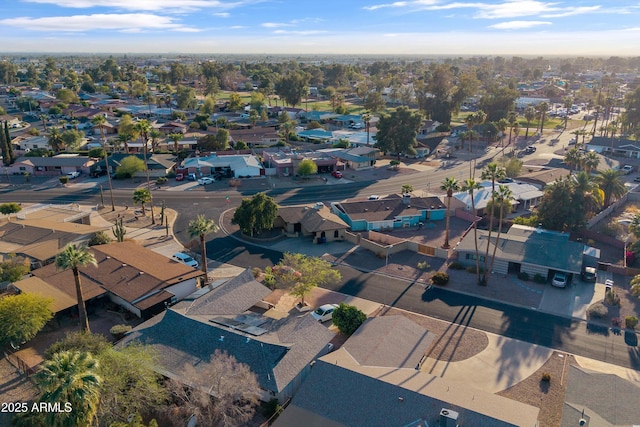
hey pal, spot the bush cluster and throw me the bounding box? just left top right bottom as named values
left=448, top=261, right=465, bottom=270
left=518, top=271, right=530, bottom=281
left=431, top=272, right=449, bottom=286
left=605, top=289, right=621, bottom=306
left=625, top=316, right=638, bottom=329
left=588, top=303, right=608, bottom=319
left=417, top=261, right=431, bottom=271
left=541, top=372, right=551, bottom=382
left=533, top=273, right=546, bottom=284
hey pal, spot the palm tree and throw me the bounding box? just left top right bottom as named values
left=48, top=127, right=64, bottom=152
left=573, top=171, right=603, bottom=216
left=39, top=114, right=48, bottom=132
left=132, top=188, right=151, bottom=215
left=461, top=178, right=482, bottom=285
left=563, top=96, right=573, bottom=129
left=116, top=132, right=132, bottom=153
left=594, top=168, right=627, bottom=207
left=496, top=118, right=508, bottom=147
left=55, top=245, right=97, bottom=332
left=464, top=113, right=475, bottom=151
left=91, top=115, right=115, bottom=211
left=37, top=350, right=102, bottom=427
left=473, top=110, right=487, bottom=149
left=134, top=119, right=155, bottom=225
left=149, top=129, right=162, bottom=152
left=507, top=111, right=517, bottom=147
left=488, top=185, right=514, bottom=276
left=564, top=148, right=584, bottom=175
left=168, top=132, right=184, bottom=155
left=524, top=106, right=536, bottom=140
left=481, top=163, right=506, bottom=283
left=363, top=111, right=371, bottom=145
left=440, top=177, right=460, bottom=249
left=583, top=151, right=600, bottom=175
left=188, top=214, right=219, bottom=276
left=536, top=102, right=549, bottom=135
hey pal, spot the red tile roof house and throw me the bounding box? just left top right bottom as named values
left=17, top=241, right=204, bottom=319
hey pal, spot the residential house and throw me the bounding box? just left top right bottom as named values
left=7, top=154, right=95, bottom=176
left=181, top=154, right=263, bottom=178
left=303, top=110, right=340, bottom=122
left=454, top=224, right=585, bottom=277
left=0, top=114, right=22, bottom=127
left=13, top=135, right=51, bottom=152
left=269, top=106, right=304, bottom=120
left=587, top=136, right=640, bottom=158
left=418, top=119, right=441, bottom=136
left=274, top=315, right=539, bottom=427
left=274, top=202, right=349, bottom=243
left=228, top=127, right=280, bottom=147
left=119, top=269, right=334, bottom=401
left=157, top=121, right=188, bottom=135
left=19, top=241, right=204, bottom=319
left=324, top=148, right=376, bottom=170
left=263, top=151, right=337, bottom=177
left=517, top=168, right=571, bottom=189
left=452, top=181, right=543, bottom=216
left=331, top=194, right=446, bottom=232
left=561, top=365, right=640, bottom=427
left=91, top=153, right=176, bottom=178
left=297, top=129, right=333, bottom=142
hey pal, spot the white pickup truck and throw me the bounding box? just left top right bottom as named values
left=66, top=171, right=81, bottom=179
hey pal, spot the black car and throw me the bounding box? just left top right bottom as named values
left=525, top=146, right=536, bottom=153
left=90, top=169, right=107, bottom=178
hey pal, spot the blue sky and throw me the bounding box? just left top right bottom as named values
left=1, top=0, right=638, bottom=55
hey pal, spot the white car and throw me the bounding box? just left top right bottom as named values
left=197, top=177, right=215, bottom=185
left=368, top=195, right=380, bottom=200
left=172, top=252, right=199, bottom=269
left=66, top=171, right=80, bottom=179
left=621, top=165, right=634, bottom=175
left=311, top=304, right=338, bottom=322
left=552, top=272, right=568, bottom=288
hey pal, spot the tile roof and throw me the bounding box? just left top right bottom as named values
left=561, top=365, right=640, bottom=427
left=343, top=316, right=435, bottom=368
left=277, top=205, right=349, bottom=233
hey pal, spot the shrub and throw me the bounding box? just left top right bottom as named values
left=541, top=372, right=551, bottom=382
left=155, top=177, right=168, bottom=185
left=59, top=176, right=69, bottom=185
left=588, top=303, right=608, bottom=319
left=448, top=261, right=465, bottom=270
left=518, top=271, right=530, bottom=281
left=88, top=231, right=112, bottom=246
left=465, top=265, right=485, bottom=274
left=0, top=202, right=22, bottom=215
left=417, top=261, right=431, bottom=271
left=625, top=316, right=638, bottom=329
left=332, top=303, right=367, bottom=336
left=109, top=324, right=132, bottom=339
left=262, top=398, right=282, bottom=418
left=431, top=272, right=449, bottom=286
left=533, top=273, right=546, bottom=284
left=605, top=289, right=620, bottom=306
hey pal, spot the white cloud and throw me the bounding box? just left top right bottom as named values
left=213, top=12, right=231, bottom=18
left=0, top=13, right=197, bottom=32
left=21, top=0, right=247, bottom=12
left=489, top=20, right=551, bottom=29
left=261, top=22, right=292, bottom=28
left=272, top=30, right=327, bottom=35
left=363, top=1, right=410, bottom=11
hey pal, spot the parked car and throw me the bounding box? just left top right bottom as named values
left=634, top=176, right=640, bottom=182
left=621, top=165, right=634, bottom=175
left=175, top=173, right=185, bottom=181
left=90, top=169, right=107, bottom=178
left=368, top=195, right=380, bottom=200
left=66, top=171, right=80, bottom=179
left=172, top=252, right=199, bottom=269
left=311, top=304, right=338, bottom=322
left=198, top=177, right=215, bottom=185
left=581, top=266, right=597, bottom=282
left=568, top=138, right=576, bottom=145
left=331, top=170, right=343, bottom=179
left=525, top=146, right=536, bottom=154
left=552, top=271, right=568, bottom=288
left=186, top=173, right=197, bottom=181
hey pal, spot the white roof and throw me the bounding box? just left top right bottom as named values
left=454, top=181, right=543, bottom=210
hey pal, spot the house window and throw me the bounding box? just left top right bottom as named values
left=465, top=253, right=485, bottom=262
left=19, top=167, right=26, bottom=171
left=334, top=230, right=339, bottom=238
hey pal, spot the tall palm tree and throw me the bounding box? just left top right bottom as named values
left=134, top=119, right=155, bottom=225
left=496, top=118, right=508, bottom=147
left=583, top=151, right=600, bottom=175
left=188, top=214, right=219, bottom=276
left=524, top=106, right=536, bottom=139
left=440, top=177, right=460, bottom=249
left=116, top=132, right=132, bottom=153
left=573, top=171, right=603, bottom=216
left=507, top=111, right=517, bottom=147
left=461, top=178, right=482, bottom=285
left=168, top=132, right=184, bottom=155
left=563, top=96, right=573, bottom=129
left=595, top=168, right=627, bottom=207
left=564, top=148, right=584, bottom=175
left=473, top=110, right=487, bottom=149
left=91, top=115, right=115, bottom=211
left=48, top=127, right=64, bottom=152
left=481, top=163, right=506, bottom=283
left=149, top=129, right=162, bottom=152
left=488, top=185, right=514, bottom=276
left=362, top=111, right=371, bottom=146
left=464, top=112, right=475, bottom=151
left=37, top=350, right=102, bottom=427
left=55, top=245, right=97, bottom=332
left=536, top=102, right=549, bottom=135
left=39, top=114, right=48, bottom=132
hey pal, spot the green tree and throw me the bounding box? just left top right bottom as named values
left=198, top=129, right=229, bottom=151
left=363, top=91, right=386, bottom=113
left=536, top=101, right=549, bottom=134
left=374, top=106, right=423, bottom=159
left=4, top=121, right=14, bottom=164
left=175, top=85, right=196, bottom=110
left=332, top=303, right=367, bottom=336
left=36, top=351, right=102, bottom=427
left=134, top=119, right=155, bottom=224
left=275, top=71, right=309, bottom=107
left=87, top=231, right=112, bottom=246
left=55, top=88, right=79, bottom=104
left=188, top=214, right=219, bottom=276
left=47, top=127, right=65, bottom=152
left=132, top=188, right=151, bottom=215
left=536, top=176, right=583, bottom=231
left=116, top=155, right=145, bottom=179
left=0, top=293, right=52, bottom=348
left=461, top=178, right=482, bottom=284
left=272, top=253, right=341, bottom=305
left=0, top=202, right=21, bottom=214
left=0, top=255, right=29, bottom=282
left=168, top=132, right=184, bottom=154
left=231, top=192, right=278, bottom=237
left=297, top=158, right=317, bottom=177
left=401, top=183, right=413, bottom=194
left=234, top=140, right=248, bottom=150
left=481, top=163, right=506, bottom=283
left=524, top=106, right=536, bottom=139
left=564, top=148, right=584, bottom=175
left=228, top=92, right=243, bottom=112
left=55, top=245, right=97, bottom=332
left=583, top=151, right=600, bottom=174
left=60, top=129, right=84, bottom=151
left=88, top=147, right=105, bottom=159
left=440, top=177, right=460, bottom=249
left=594, top=168, right=627, bottom=207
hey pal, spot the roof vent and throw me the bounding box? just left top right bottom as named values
left=313, top=202, right=324, bottom=210
left=106, top=256, right=111, bottom=259
left=138, top=271, right=144, bottom=275
left=398, top=396, right=404, bottom=402
left=439, top=409, right=459, bottom=427
left=579, top=419, right=587, bottom=426
left=121, top=263, right=127, bottom=267
left=219, top=336, right=225, bottom=342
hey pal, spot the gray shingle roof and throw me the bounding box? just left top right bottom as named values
left=273, top=361, right=531, bottom=427
left=335, top=195, right=446, bottom=222
left=344, top=316, right=435, bottom=368
left=561, top=365, right=640, bottom=427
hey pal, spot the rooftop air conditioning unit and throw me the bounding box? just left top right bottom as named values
left=439, top=408, right=459, bottom=427
left=313, top=202, right=324, bottom=210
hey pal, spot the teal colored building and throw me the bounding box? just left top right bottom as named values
left=331, top=194, right=446, bottom=232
